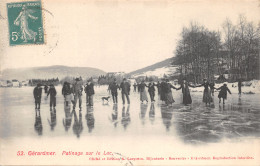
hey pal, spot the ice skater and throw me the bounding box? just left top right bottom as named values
left=108, top=78, right=120, bottom=104
left=120, top=78, right=131, bottom=105
left=62, top=82, right=74, bottom=107
left=148, top=81, right=156, bottom=102
left=176, top=78, right=194, bottom=105
left=160, top=79, right=167, bottom=104
left=196, top=79, right=213, bottom=106
left=73, top=78, right=83, bottom=110
left=85, top=79, right=95, bottom=107
left=165, top=79, right=177, bottom=107
left=216, top=83, right=232, bottom=104
left=33, top=83, right=42, bottom=109
left=209, top=82, right=215, bottom=96
left=139, top=80, right=149, bottom=103
left=238, top=79, right=242, bottom=97
left=47, top=84, right=57, bottom=109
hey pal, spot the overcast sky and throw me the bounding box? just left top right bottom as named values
left=0, top=0, right=259, bottom=73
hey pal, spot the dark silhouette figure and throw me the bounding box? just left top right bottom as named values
left=33, top=83, right=42, bottom=109
left=47, top=84, right=57, bottom=108
left=120, top=78, right=131, bottom=105
left=148, top=82, right=156, bottom=102
left=176, top=79, right=194, bottom=105
left=85, top=79, right=95, bottom=107
left=217, top=84, right=232, bottom=104
left=108, top=79, right=120, bottom=104
left=238, top=79, right=242, bottom=96
left=196, top=79, right=213, bottom=106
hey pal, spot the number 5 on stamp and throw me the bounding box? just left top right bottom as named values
left=7, top=1, right=44, bottom=46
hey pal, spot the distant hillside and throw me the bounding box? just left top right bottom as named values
left=0, top=65, right=106, bottom=81
left=128, top=57, right=176, bottom=76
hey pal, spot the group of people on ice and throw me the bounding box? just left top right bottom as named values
left=33, top=77, right=95, bottom=110
left=130, top=78, right=232, bottom=107
left=34, top=76, right=234, bottom=110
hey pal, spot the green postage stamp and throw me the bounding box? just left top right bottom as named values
left=7, top=1, right=44, bottom=46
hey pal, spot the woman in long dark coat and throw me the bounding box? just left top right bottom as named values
left=217, top=84, right=231, bottom=104
left=176, top=79, right=193, bottom=105
left=196, top=79, right=213, bottom=106
left=160, top=79, right=167, bottom=102
left=165, top=79, right=177, bottom=106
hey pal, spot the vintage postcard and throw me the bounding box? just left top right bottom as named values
left=0, top=0, right=259, bottom=165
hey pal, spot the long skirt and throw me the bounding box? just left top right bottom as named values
left=165, top=92, right=175, bottom=105
left=203, top=90, right=213, bottom=103
left=160, top=91, right=166, bottom=101
left=140, top=90, right=148, bottom=101
left=183, top=92, right=192, bottom=105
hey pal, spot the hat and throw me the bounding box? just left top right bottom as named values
left=75, top=78, right=80, bottom=81
left=123, top=78, right=126, bottom=81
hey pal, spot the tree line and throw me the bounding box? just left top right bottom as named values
left=174, top=15, right=260, bottom=83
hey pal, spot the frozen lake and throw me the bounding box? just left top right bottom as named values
left=0, top=85, right=260, bottom=144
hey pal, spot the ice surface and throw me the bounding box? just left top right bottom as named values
left=0, top=85, right=259, bottom=144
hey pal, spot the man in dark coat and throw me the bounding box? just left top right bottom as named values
left=33, top=83, right=42, bottom=109
left=73, top=78, right=83, bottom=109
left=109, top=79, right=120, bottom=104
left=120, top=78, right=130, bottom=105
left=148, top=82, right=156, bottom=102
left=85, top=79, right=95, bottom=107
left=47, top=84, right=57, bottom=108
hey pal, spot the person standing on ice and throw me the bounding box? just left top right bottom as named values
left=209, top=82, right=216, bottom=96
left=33, top=83, right=42, bottom=109
left=47, top=84, right=57, bottom=109
left=120, top=78, right=131, bottom=105
left=160, top=79, right=167, bottom=103
left=176, top=78, right=194, bottom=105
left=217, top=83, right=232, bottom=104
left=133, top=82, right=137, bottom=92
left=238, top=79, right=242, bottom=96
left=44, top=85, right=48, bottom=94
left=148, top=81, right=156, bottom=102
left=109, top=78, right=120, bottom=104
left=165, top=79, right=177, bottom=106
left=139, top=80, right=149, bottom=103
left=73, top=78, right=83, bottom=110
left=62, top=82, right=74, bottom=107
left=85, top=79, right=95, bottom=107
left=196, top=78, right=213, bottom=106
